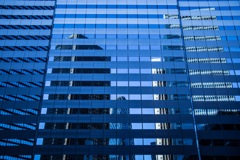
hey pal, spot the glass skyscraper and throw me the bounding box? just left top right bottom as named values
left=0, top=0, right=240, bottom=159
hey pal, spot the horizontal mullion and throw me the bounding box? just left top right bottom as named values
left=0, top=115, right=38, bottom=123
left=193, top=101, right=240, bottom=109
left=47, top=62, right=186, bottom=69
left=0, top=75, right=44, bottom=82
left=0, top=101, right=40, bottom=109
left=0, top=51, right=48, bottom=57
left=195, top=116, right=240, bottom=124
left=36, top=129, right=195, bottom=138
left=0, top=145, right=197, bottom=155
left=0, top=130, right=35, bottom=138
left=44, top=86, right=190, bottom=94
left=0, top=19, right=52, bottom=25
left=200, top=146, right=240, bottom=156
left=191, top=88, right=240, bottom=95
left=0, top=87, right=42, bottom=95
left=0, top=63, right=46, bottom=69
left=39, top=114, right=193, bottom=123
left=187, top=52, right=240, bottom=59
left=190, top=75, right=240, bottom=82
left=0, top=40, right=49, bottom=46
left=49, top=49, right=183, bottom=56
left=198, top=131, right=240, bottom=139
left=45, top=74, right=188, bottom=81
left=42, top=100, right=192, bottom=108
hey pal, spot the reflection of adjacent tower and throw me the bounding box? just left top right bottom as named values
left=183, top=8, right=223, bottom=52
left=41, top=47, right=111, bottom=160
left=181, top=8, right=235, bottom=102
left=109, top=96, right=135, bottom=160
left=188, top=55, right=235, bottom=102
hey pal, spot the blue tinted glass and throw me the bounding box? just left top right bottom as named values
left=52, top=34, right=62, bottom=38
left=225, top=26, right=234, bottom=30
left=77, top=5, right=86, bottom=8
left=107, top=14, right=116, bottom=18
left=96, top=34, right=105, bottom=38
left=55, top=14, right=65, bottom=18
left=228, top=36, right=237, bottom=40
left=67, top=5, right=76, bottom=8
left=139, top=35, right=149, bottom=39
left=230, top=47, right=240, bottom=51
left=107, top=34, right=116, bottom=38
left=64, top=24, right=74, bottom=28
left=76, top=14, right=85, bottom=18
left=128, top=15, right=137, bottom=18
left=138, top=15, right=147, bottom=18
left=86, top=14, right=95, bottom=18
left=221, top=36, right=227, bottom=40
left=138, top=5, right=147, bottom=9
left=75, top=24, right=84, bottom=28
left=218, top=26, right=224, bottom=30
left=138, top=24, right=148, bottom=28
left=86, top=24, right=95, bottom=28
left=158, top=5, right=167, bottom=9
left=168, top=6, right=177, bottom=9
left=222, top=16, right=232, bottom=20
left=220, top=6, right=229, bottom=10
left=149, top=24, right=158, bottom=28
left=148, top=15, right=158, bottom=18
left=128, top=24, right=137, bottom=28
left=118, top=15, right=127, bottom=18
left=180, top=7, right=189, bottom=10
left=54, top=24, right=63, bottom=28
left=231, top=6, right=240, bottom=10
left=66, top=14, right=75, bottom=18
left=96, top=24, right=106, bottom=28
left=97, top=5, right=106, bottom=8
left=118, top=5, right=126, bottom=8
left=128, top=5, right=137, bottom=9
left=87, top=5, right=96, bottom=8
left=107, top=5, right=116, bottom=8
left=117, top=24, right=127, bottom=28
left=233, top=16, right=240, bottom=20
left=118, top=34, right=127, bottom=39
left=107, top=24, right=116, bottom=28
left=190, top=7, right=199, bottom=10
left=148, top=5, right=157, bottom=9
left=97, top=14, right=106, bottom=18
left=129, top=34, right=138, bottom=38
left=57, top=5, right=66, bottom=8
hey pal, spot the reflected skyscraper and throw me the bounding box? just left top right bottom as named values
left=109, top=96, right=135, bottom=160
left=0, top=0, right=240, bottom=159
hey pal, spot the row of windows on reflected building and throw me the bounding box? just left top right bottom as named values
left=0, top=0, right=240, bottom=160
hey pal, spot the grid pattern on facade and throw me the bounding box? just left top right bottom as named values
left=0, top=0, right=55, bottom=159
left=0, top=0, right=239, bottom=160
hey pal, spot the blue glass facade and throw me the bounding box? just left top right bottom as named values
left=0, top=0, right=55, bottom=159
left=0, top=0, right=240, bottom=159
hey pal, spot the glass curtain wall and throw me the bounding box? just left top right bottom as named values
left=0, top=0, right=239, bottom=159
left=0, top=0, right=55, bottom=159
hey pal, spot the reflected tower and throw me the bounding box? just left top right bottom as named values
left=109, top=96, right=135, bottom=160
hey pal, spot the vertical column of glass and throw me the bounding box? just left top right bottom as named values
left=179, top=0, right=240, bottom=159
left=0, top=0, right=55, bottom=159
left=37, top=0, right=203, bottom=159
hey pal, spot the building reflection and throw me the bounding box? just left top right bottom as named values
left=109, top=96, right=135, bottom=160
left=41, top=50, right=111, bottom=160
